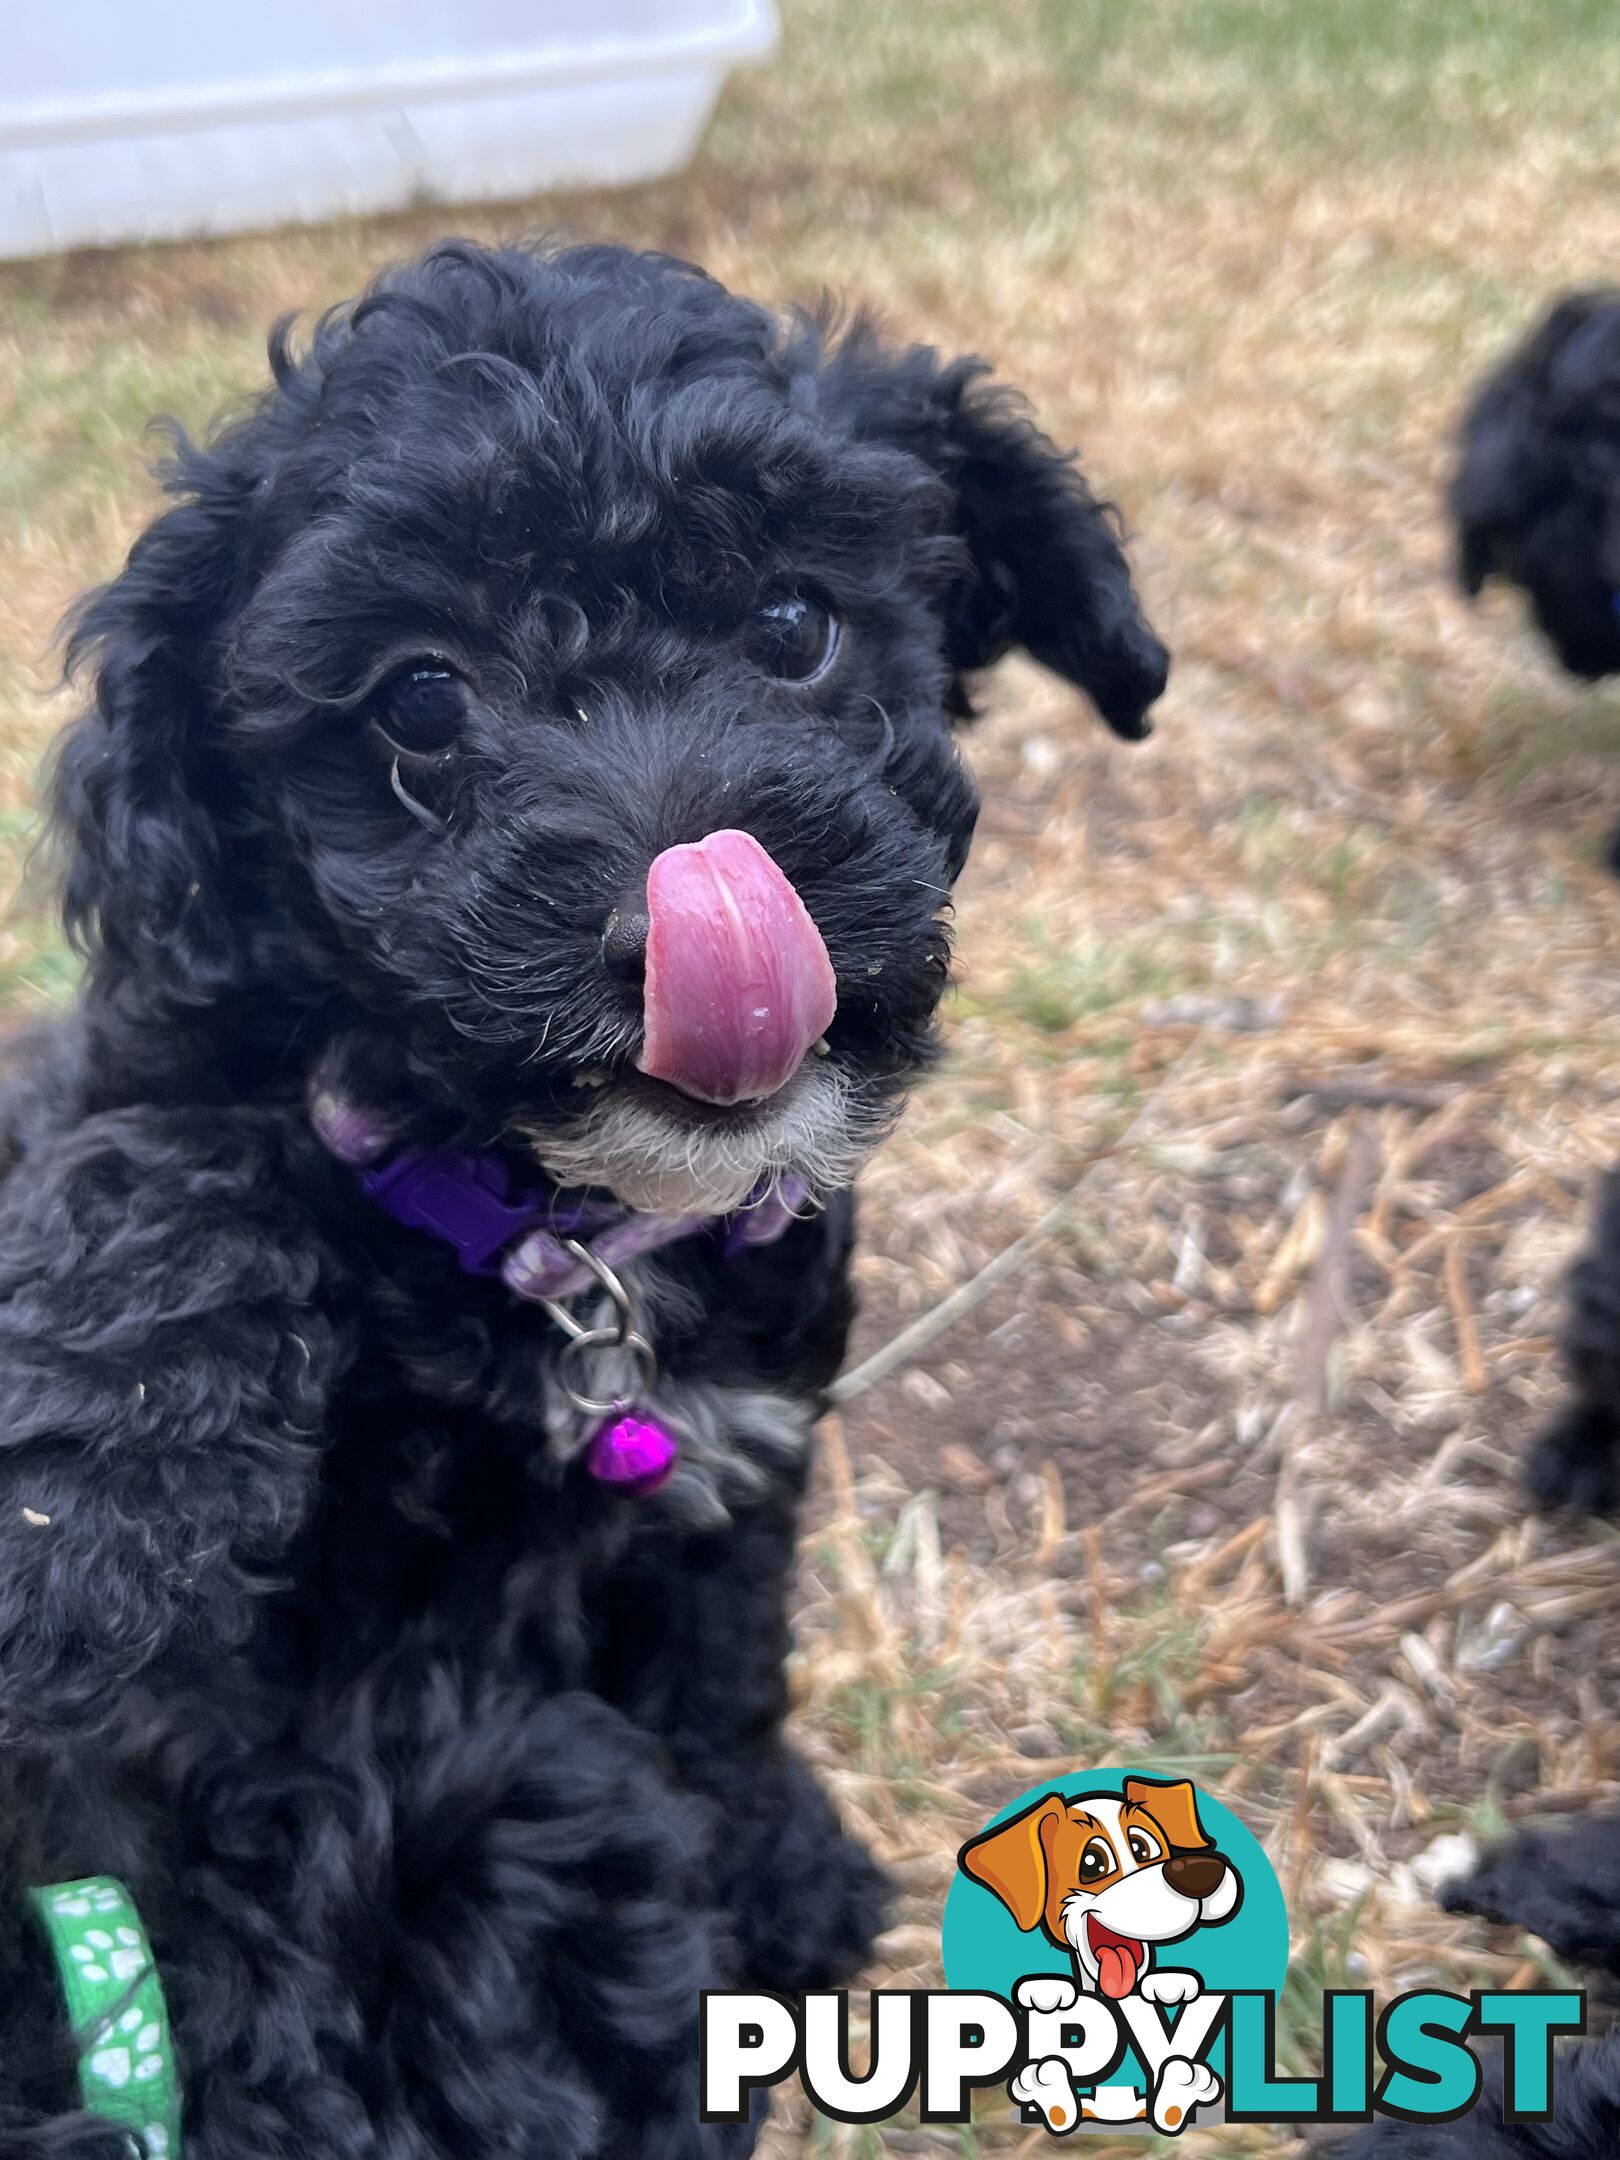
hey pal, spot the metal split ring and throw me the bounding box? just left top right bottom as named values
left=541, top=1237, right=658, bottom=1416
left=539, top=1239, right=637, bottom=1343
left=554, top=1324, right=657, bottom=1418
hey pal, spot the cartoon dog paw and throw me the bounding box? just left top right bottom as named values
left=1150, top=2056, right=1221, bottom=2134
left=1015, top=1974, right=1079, bottom=2015
left=1011, top=2055, right=1082, bottom=2134
left=1139, top=1968, right=1202, bottom=2007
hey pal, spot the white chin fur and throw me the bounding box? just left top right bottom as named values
left=523, top=1060, right=877, bottom=1215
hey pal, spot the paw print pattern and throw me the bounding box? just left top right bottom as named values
left=49, top=1883, right=123, bottom=1919
left=30, top=1876, right=179, bottom=2160
left=69, top=1926, right=146, bottom=1985
left=86, top=2005, right=165, bottom=2092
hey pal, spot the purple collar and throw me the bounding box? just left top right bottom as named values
left=310, top=1088, right=808, bottom=1498
left=324, top=1126, right=805, bottom=1307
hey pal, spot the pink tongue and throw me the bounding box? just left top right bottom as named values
left=636, top=829, right=838, bottom=1107
left=1096, top=1941, right=1141, bottom=2000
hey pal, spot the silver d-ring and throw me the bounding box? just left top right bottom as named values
left=555, top=1325, right=656, bottom=1418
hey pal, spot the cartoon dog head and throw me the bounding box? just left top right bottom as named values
left=958, top=1778, right=1242, bottom=1997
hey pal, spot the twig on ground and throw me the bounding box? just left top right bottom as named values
left=1271, top=1406, right=1311, bottom=1609
left=1282, top=1076, right=1461, bottom=1113
left=829, top=1059, right=1194, bottom=1405
left=1295, top=1117, right=1383, bottom=1413
left=1443, top=1233, right=1488, bottom=1395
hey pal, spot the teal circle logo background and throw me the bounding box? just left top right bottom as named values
left=942, top=1768, right=1289, bottom=1999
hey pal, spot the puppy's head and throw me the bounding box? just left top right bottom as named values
left=55, top=240, right=1166, bottom=1212
left=1452, top=288, right=1620, bottom=679
left=959, top=1778, right=1240, bottom=1996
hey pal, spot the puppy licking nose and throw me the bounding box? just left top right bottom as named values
left=635, top=830, right=838, bottom=1107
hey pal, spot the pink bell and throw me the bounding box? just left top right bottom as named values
left=585, top=1413, right=679, bottom=1495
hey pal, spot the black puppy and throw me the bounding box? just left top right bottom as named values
left=1421, top=291, right=1620, bottom=2160
left=1453, top=300, right=1620, bottom=1510
left=1452, top=289, right=1620, bottom=683
left=0, top=239, right=1166, bottom=2156
left=1526, top=1169, right=1620, bottom=1517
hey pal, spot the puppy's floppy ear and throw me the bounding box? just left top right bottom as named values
left=821, top=320, right=1169, bottom=737
left=1124, top=1776, right=1213, bottom=1853
left=1451, top=375, right=1540, bottom=598
left=52, top=420, right=269, bottom=1006
left=958, top=1792, right=1066, bottom=1931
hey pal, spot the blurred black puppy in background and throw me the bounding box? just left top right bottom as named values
left=1453, top=289, right=1620, bottom=687
left=1460, top=291, right=1620, bottom=1520
left=1528, top=1169, right=1620, bottom=1517
left=1351, top=290, right=1620, bottom=2160
left=0, top=238, right=1166, bottom=2156
left=1327, top=1816, right=1620, bottom=2160
left=1452, top=295, right=1620, bottom=1515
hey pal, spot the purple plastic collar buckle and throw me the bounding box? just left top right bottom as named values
left=356, top=1147, right=611, bottom=1276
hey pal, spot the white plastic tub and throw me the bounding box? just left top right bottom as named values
left=0, top=0, right=777, bottom=261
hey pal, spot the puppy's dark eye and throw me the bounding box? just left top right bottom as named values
left=1127, top=1830, right=1160, bottom=1865
left=1079, top=1839, right=1115, bottom=1883
left=370, top=665, right=469, bottom=760
left=748, top=597, right=840, bottom=684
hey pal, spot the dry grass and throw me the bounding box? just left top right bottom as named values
left=4, top=1, right=1620, bottom=2150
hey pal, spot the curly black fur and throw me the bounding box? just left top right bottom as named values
left=1452, top=290, right=1620, bottom=685
left=1523, top=1168, right=1620, bottom=1517
left=1452, top=298, right=1620, bottom=1526
left=1434, top=1812, right=1620, bottom=1979
left=0, top=238, right=1166, bottom=2155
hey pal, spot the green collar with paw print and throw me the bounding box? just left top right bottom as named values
left=31, top=1876, right=182, bottom=2159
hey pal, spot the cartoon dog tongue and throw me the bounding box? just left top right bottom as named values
left=1089, top=1919, right=1146, bottom=2000
left=637, top=830, right=837, bottom=1107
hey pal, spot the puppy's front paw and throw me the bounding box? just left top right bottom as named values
left=1150, top=2057, right=1221, bottom=2134
left=1440, top=1816, right=1620, bottom=1978
left=725, top=1750, right=890, bottom=1992
left=763, top=1828, right=889, bottom=1992
left=1016, top=1973, right=1080, bottom=2014
left=1010, top=2056, right=1081, bottom=2134
left=1138, top=1968, right=1202, bottom=2006
left=1526, top=1403, right=1620, bottom=1515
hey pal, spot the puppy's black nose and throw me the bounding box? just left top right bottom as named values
left=1164, top=1852, right=1227, bottom=1900
left=601, top=905, right=650, bottom=986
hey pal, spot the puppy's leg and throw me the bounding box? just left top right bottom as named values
left=0, top=1107, right=342, bottom=1734
left=1439, top=1813, right=1620, bottom=1979
left=188, top=1676, right=753, bottom=2160
left=595, top=1476, right=888, bottom=1994
left=1528, top=1170, right=1620, bottom=1514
